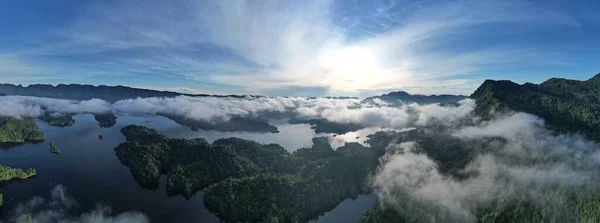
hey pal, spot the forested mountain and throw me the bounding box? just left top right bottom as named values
left=362, top=91, right=466, bottom=105
left=471, top=73, right=600, bottom=140
left=0, top=83, right=250, bottom=102
left=115, top=125, right=395, bottom=222
left=0, top=117, right=45, bottom=146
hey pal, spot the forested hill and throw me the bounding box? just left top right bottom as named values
left=362, top=90, right=466, bottom=105
left=470, top=73, right=600, bottom=140
left=0, top=83, right=251, bottom=102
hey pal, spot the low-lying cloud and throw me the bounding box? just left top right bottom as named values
left=0, top=95, right=475, bottom=132
left=7, top=185, right=149, bottom=223
left=372, top=112, right=600, bottom=222
left=0, top=96, right=112, bottom=118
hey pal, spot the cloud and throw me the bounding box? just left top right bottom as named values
left=0, top=96, right=113, bottom=118
left=0, top=0, right=584, bottom=96
left=0, top=95, right=475, bottom=133
left=8, top=185, right=149, bottom=223
left=112, top=95, right=298, bottom=122
left=371, top=112, right=600, bottom=222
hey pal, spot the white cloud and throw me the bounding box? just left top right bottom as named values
left=0, top=0, right=581, bottom=96
left=372, top=112, right=600, bottom=221
left=9, top=185, right=149, bottom=223
left=0, top=96, right=113, bottom=118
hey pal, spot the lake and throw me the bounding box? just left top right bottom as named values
left=0, top=114, right=375, bottom=222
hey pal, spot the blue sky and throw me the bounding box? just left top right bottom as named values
left=1, top=0, right=599, bottom=97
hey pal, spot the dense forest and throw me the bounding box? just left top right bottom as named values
left=0, top=83, right=253, bottom=102
left=94, top=113, right=118, bottom=128
left=165, top=114, right=279, bottom=133
left=287, top=118, right=365, bottom=134
left=38, top=111, right=75, bottom=127
left=471, top=73, right=600, bottom=140
left=0, top=164, right=37, bottom=206
left=358, top=73, right=600, bottom=222
left=114, top=125, right=396, bottom=222
left=357, top=125, right=600, bottom=222
left=362, top=90, right=466, bottom=106
left=0, top=117, right=45, bottom=145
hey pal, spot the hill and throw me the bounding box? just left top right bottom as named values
left=0, top=83, right=251, bottom=102
left=363, top=90, right=466, bottom=105
left=470, top=73, right=600, bottom=140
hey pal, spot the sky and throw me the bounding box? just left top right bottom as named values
left=1, top=0, right=599, bottom=97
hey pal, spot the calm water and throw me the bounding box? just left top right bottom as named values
left=0, top=114, right=375, bottom=222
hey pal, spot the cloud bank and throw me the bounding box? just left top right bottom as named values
left=0, top=96, right=113, bottom=118
left=7, top=185, right=149, bottom=223
left=2, top=0, right=591, bottom=95
left=0, top=95, right=474, bottom=132
left=372, top=112, right=600, bottom=222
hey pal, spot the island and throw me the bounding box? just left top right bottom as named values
left=287, top=118, right=365, bottom=134
left=164, top=115, right=279, bottom=133
left=94, top=113, right=117, bottom=128
left=38, top=111, right=75, bottom=127
left=0, top=164, right=37, bottom=206
left=114, top=125, right=395, bottom=222
left=0, top=117, right=45, bottom=146
left=50, top=143, right=60, bottom=154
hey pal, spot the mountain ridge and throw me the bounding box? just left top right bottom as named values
left=470, top=73, right=600, bottom=140
left=362, top=90, right=467, bottom=105
left=0, top=83, right=255, bottom=102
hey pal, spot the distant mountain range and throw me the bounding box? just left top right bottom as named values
left=362, top=91, right=467, bottom=105
left=471, top=73, right=600, bottom=140
left=0, top=83, right=253, bottom=102
left=2, top=73, right=599, bottom=138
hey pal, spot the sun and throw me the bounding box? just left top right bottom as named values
left=317, top=45, right=384, bottom=91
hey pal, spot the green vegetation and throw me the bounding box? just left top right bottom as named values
left=0, top=116, right=45, bottom=144
left=115, top=125, right=395, bottom=222
left=0, top=164, right=36, bottom=182
left=471, top=73, right=600, bottom=140
left=357, top=125, right=600, bottom=223
left=0, top=193, right=3, bottom=206
left=50, top=142, right=60, bottom=154
left=288, top=118, right=365, bottom=134
left=165, top=114, right=279, bottom=133
left=38, top=111, right=75, bottom=127
left=362, top=90, right=466, bottom=106
left=94, top=113, right=117, bottom=128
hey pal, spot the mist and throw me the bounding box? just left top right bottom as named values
left=0, top=95, right=475, bottom=131
left=6, top=185, right=149, bottom=223
left=371, top=112, right=600, bottom=222
left=0, top=96, right=112, bottom=118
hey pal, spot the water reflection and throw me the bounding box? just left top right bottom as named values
left=0, top=114, right=386, bottom=222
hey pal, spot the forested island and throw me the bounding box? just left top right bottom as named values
left=50, top=142, right=60, bottom=154
left=0, top=117, right=45, bottom=146
left=165, top=115, right=279, bottom=133
left=471, top=73, right=600, bottom=140
left=0, top=164, right=37, bottom=206
left=94, top=113, right=117, bottom=128
left=38, top=111, right=75, bottom=127
left=114, top=125, right=395, bottom=222
left=288, top=118, right=365, bottom=134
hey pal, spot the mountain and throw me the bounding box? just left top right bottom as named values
left=0, top=83, right=252, bottom=102
left=363, top=90, right=467, bottom=105
left=470, top=73, right=600, bottom=140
